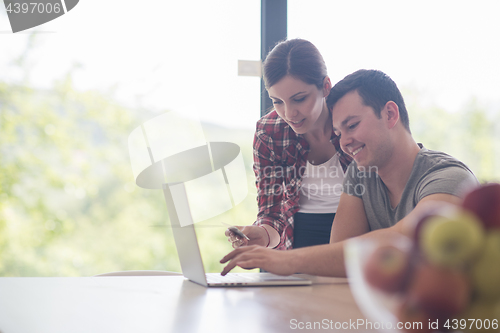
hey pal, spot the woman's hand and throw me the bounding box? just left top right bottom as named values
left=225, top=225, right=270, bottom=248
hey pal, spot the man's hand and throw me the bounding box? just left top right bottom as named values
left=220, top=246, right=296, bottom=276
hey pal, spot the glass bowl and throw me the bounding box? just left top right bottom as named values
left=344, top=236, right=413, bottom=332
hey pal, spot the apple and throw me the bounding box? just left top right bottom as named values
left=407, top=263, right=471, bottom=319
left=358, top=184, right=500, bottom=332
left=408, top=202, right=448, bottom=246
left=470, top=230, right=500, bottom=301
left=419, top=208, right=485, bottom=267
left=364, top=243, right=412, bottom=293
left=462, top=183, right=500, bottom=229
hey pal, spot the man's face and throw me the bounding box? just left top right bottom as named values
left=331, top=90, right=391, bottom=169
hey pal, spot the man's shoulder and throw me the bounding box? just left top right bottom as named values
left=416, top=147, right=473, bottom=172
left=412, top=146, right=478, bottom=196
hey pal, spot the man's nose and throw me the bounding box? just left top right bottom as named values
left=340, top=133, right=353, bottom=153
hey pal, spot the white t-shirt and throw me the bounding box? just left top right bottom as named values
left=298, top=153, right=345, bottom=213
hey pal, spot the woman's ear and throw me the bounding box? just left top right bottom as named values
left=323, top=76, right=332, bottom=97
left=385, top=101, right=400, bottom=129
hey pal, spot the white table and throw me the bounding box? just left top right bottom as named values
left=0, top=275, right=376, bottom=333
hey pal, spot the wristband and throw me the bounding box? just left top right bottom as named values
left=259, top=225, right=271, bottom=247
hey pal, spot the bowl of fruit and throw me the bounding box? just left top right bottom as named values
left=345, top=183, right=500, bottom=333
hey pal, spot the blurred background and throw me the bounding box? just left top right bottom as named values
left=1, top=0, right=500, bottom=276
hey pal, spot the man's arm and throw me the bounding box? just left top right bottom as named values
left=221, top=193, right=462, bottom=277
left=396, top=193, right=462, bottom=236
left=220, top=242, right=348, bottom=277
left=330, top=192, right=369, bottom=243
left=221, top=192, right=368, bottom=277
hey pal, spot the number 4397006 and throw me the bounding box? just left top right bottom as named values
left=6, top=2, right=62, bottom=14
left=444, top=318, right=498, bottom=331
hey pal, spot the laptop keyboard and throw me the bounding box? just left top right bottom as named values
left=206, top=273, right=258, bottom=283
left=206, top=273, right=308, bottom=284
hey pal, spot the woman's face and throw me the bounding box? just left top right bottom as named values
left=267, top=75, right=329, bottom=135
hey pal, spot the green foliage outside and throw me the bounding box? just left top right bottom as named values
left=404, top=87, right=500, bottom=184
left=1, top=41, right=500, bottom=277
left=0, top=72, right=260, bottom=276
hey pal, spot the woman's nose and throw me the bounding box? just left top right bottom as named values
left=284, top=104, right=297, bottom=119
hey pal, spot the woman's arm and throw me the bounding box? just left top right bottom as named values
left=227, top=123, right=292, bottom=248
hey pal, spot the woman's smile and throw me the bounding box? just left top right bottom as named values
left=288, top=118, right=305, bottom=128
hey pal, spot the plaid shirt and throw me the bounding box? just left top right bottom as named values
left=253, top=111, right=352, bottom=250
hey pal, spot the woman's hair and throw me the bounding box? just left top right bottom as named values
left=263, top=38, right=327, bottom=90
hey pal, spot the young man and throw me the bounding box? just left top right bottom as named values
left=220, top=69, right=478, bottom=277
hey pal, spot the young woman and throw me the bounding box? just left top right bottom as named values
left=227, top=39, right=352, bottom=250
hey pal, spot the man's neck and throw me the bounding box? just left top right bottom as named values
left=377, top=134, right=421, bottom=208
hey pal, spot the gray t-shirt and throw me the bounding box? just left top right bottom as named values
left=342, top=146, right=478, bottom=231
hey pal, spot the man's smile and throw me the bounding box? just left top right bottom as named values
left=348, top=145, right=365, bottom=157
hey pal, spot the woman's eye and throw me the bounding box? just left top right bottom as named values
left=293, top=96, right=306, bottom=103
left=272, top=100, right=282, bottom=105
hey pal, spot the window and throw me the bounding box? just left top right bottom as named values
left=0, top=1, right=261, bottom=276
left=288, top=0, right=500, bottom=182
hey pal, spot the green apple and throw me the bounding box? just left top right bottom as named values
left=471, top=231, right=500, bottom=301
left=420, top=208, right=485, bottom=267
left=409, top=203, right=448, bottom=246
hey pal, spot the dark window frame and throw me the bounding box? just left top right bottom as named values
left=260, top=0, right=287, bottom=117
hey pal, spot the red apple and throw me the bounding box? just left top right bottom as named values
left=407, top=263, right=471, bottom=319
left=462, top=183, right=500, bottom=229
left=364, top=243, right=412, bottom=293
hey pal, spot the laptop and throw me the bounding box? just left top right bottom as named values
left=162, top=183, right=312, bottom=287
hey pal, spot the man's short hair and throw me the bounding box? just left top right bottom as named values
left=327, top=69, right=411, bottom=133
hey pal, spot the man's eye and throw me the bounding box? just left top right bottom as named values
left=348, top=122, right=360, bottom=130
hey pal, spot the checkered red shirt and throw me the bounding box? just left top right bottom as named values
left=253, top=111, right=352, bottom=250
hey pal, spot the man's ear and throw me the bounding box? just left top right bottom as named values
left=384, top=101, right=400, bottom=129
left=323, top=76, right=332, bottom=98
